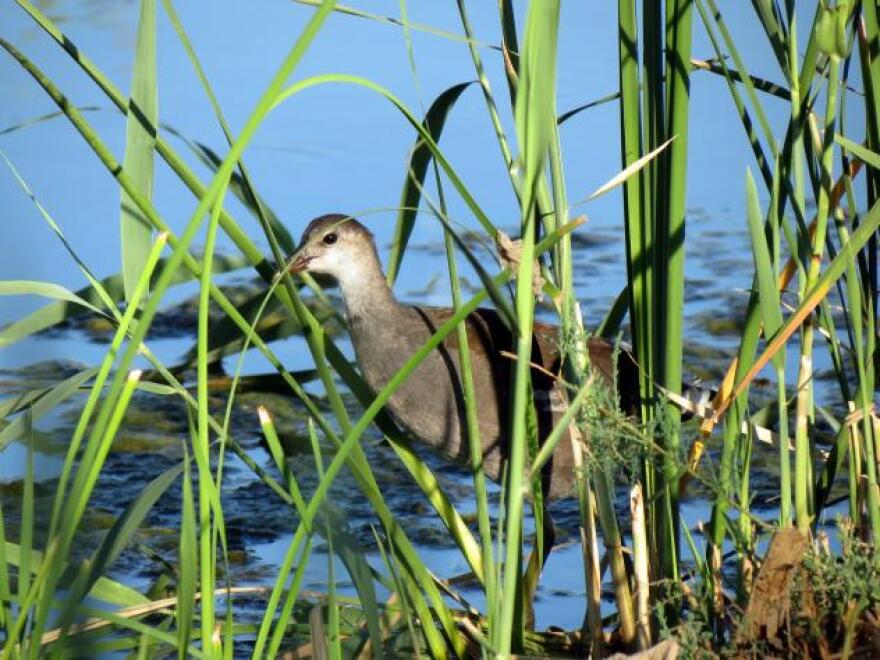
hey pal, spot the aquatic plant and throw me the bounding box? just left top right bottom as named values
left=0, top=0, right=878, bottom=657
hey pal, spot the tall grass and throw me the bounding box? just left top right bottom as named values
left=0, top=0, right=878, bottom=657
left=618, top=0, right=694, bottom=620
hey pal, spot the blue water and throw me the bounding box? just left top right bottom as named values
left=0, top=0, right=863, bottom=637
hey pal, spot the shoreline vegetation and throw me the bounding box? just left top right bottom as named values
left=1, top=0, right=879, bottom=657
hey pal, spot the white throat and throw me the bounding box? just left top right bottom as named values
left=324, top=253, right=395, bottom=324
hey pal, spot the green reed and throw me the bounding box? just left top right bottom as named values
left=1, top=0, right=880, bottom=657
left=695, top=0, right=880, bottom=634
left=617, top=0, right=695, bottom=625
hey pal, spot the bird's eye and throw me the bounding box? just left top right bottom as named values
left=323, top=232, right=338, bottom=245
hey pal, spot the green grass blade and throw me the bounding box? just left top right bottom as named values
left=835, top=134, right=880, bottom=169
left=177, top=446, right=197, bottom=658
left=512, top=2, right=559, bottom=210
left=194, top=188, right=228, bottom=657
left=456, top=0, right=516, bottom=178
left=0, top=280, right=105, bottom=318
left=596, top=285, right=630, bottom=339
left=656, top=0, right=694, bottom=588
left=0, top=106, right=104, bottom=135
left=259, top=408, right=310, bottom=522
left=696, top=0, right=775, bottom=196
left=18, top=417, right=35, bottom=649
left=744, top=167, right=791, bottom=526
left=744, top=169, right=784, bottom=352
left=159, top=0, right=296, bottom=258
left=618, top=0, right=654, bottom=429
left=329, top=528, right=378, bottom=657
left=267, top=537, right=314, bottom=658
left=372, top=530, right=416, bottom=655
left=749, top=0, right=790, bottom=79
left=498, top=0, right=520, bottom=100
left=292, top=0, right=487, bottom=47
left=327, top=524, right=338, bottom=660
left=310, top=420, right=399, bottom=656
left=432, top=186, right=498, bottom=619
left=120, top=0, right=158, bottom=303
left=499, top=1, right=560, bottom=651
left=255, top=529, right=307, bottom=657
left=0, top=148, right=120, bottom=318
left=0, top=499, right=9, bottom=631
left=161, top=125, right=295, bottom=254
left=705, top=0, right=781, bottom=156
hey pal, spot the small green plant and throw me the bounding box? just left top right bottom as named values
left=791, top=520, right=880, bottom=653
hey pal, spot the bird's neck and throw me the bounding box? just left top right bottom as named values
left=335, top=254, right=400, bottom=326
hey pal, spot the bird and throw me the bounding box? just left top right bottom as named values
left=286, top=214, right=641, bottom=509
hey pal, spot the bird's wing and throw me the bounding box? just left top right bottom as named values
left=414, top=305, right=639, bottom=412
left=442, top=307, right=563, bottom=389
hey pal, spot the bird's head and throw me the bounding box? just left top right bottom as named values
left=286, top=214, right=379, bottom=284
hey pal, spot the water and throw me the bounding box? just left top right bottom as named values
left=0, top=0, right=861, bottom=640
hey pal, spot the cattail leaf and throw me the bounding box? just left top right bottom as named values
left=387, top=81, right=473, bottom=284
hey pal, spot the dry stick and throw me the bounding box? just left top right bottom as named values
left=579, top=486, right=605, bottom=655
left=661, top=381, right=837, bottom=457
left=630, top=483, right=651, bottom=651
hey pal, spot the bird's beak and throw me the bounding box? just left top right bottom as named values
left=286, top=250, right=313, bottom=273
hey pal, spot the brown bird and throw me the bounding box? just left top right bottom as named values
left=287, top=214, right=641, bottom=510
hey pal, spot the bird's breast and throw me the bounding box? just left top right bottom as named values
left=350, top=322, right=467, bottom=461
